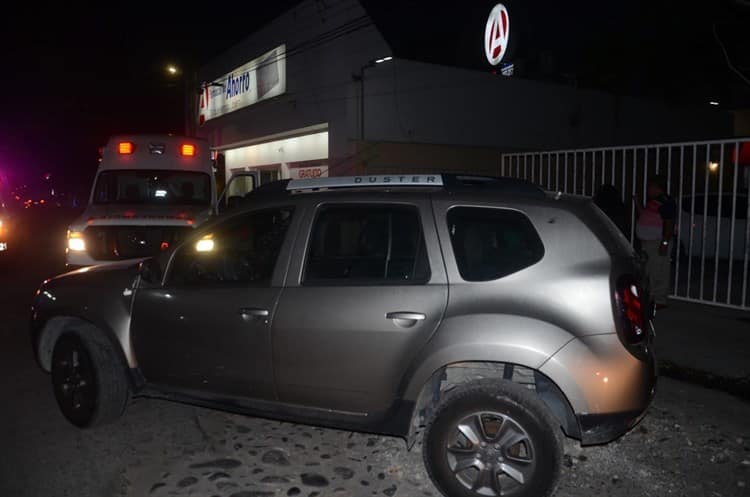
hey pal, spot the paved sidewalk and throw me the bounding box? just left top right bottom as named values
left=654, top=299, right=750, bottom=380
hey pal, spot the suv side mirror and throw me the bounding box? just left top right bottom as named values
left=139, top=258, right=162, bottom=284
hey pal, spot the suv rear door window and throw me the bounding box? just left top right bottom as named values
left=304, top=205, right=430, bottom=284
left=447, top=207, right=544, bottom=281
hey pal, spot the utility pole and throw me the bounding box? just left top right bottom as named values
left=353, top=56, right=393, bottom=141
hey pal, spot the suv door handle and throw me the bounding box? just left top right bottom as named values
left=239, top=307, right=270, bottom=319
left=386, top=311, right=426, bottom=323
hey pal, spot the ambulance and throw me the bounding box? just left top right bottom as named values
left=65, top=135, right=243, bottom=267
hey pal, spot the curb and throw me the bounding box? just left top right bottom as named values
left=658, top=359, right=750, bottom=402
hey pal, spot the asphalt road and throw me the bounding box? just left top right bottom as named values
left=0, top=209, right=749, bottom=497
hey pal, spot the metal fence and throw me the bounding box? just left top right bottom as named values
left=501, top=138, right=750, bottom=310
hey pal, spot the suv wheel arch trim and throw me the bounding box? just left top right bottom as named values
left=35, top=315, right=135, bottom=388
left=403, top=361, right=581, bottom=448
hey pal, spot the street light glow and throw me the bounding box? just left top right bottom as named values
left=709, top=101, right=719, bottom=106
left=166, top=65, right=179, bottom=75
left=375, top=56, right=393, bottom=64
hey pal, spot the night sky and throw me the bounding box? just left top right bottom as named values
left=1, top=0, right=748, bottom=193
left=0, top=2, right=297, bottom=191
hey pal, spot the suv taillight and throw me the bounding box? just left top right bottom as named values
left=615, top=275, right=647, bottom=345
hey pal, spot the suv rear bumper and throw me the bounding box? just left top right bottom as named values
left=577, top=406, right=653, bottom=445
left=576, top=346, right=657, bottom=445
left=540, top=333, right=657, bottom=444
left=577, top=355, right=656, bottom=445
left=576, top=342, right=658, bottom=445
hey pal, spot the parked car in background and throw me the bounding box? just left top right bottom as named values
left=0, top=185, right=21, bottom=255
left=0, top=197, right=9, bottom=253
left=678, top=192, right=749, bottom=259
left=32, top=175, right=656, bottom=497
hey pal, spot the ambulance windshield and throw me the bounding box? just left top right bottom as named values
left=93, top=170, right=211, bottom=206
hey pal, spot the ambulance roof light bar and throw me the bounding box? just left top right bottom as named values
left=118, top=142, right=134, bottom=154
left=180, top=144, right=196, bottom=157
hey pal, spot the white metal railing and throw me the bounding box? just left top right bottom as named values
left=501, top=138, right=750, bottom=310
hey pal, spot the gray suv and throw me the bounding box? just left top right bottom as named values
left=31, top=175, right=656, bottom=497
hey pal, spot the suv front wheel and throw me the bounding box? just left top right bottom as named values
left=423, top=379, right=562, bottom=497
left=51, top=331, right=130, bottom=428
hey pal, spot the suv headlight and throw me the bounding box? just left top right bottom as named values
left=67, top=230, right=86, bottom=252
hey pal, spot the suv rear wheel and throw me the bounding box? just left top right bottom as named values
left=51, top=331, right=130, bottom=428
left=423, top=379, right=562, bottom=497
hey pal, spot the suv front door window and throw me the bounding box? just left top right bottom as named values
left=131, top=207, right=295, bottom=399
left=169, top=207, right=293, bottom=285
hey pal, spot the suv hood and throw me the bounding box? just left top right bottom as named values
left=50, top=259, right=142, bottom=285
left=31, top=261, right=144, bottom=355
left=35, top=260, right=142, bottom=310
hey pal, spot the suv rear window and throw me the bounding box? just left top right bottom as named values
left=304, top=205, right=430, bottom=285
left=447, top=207, right=544, bottom=281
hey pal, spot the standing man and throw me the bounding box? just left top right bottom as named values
left=635, top=175, right=676, bottom=310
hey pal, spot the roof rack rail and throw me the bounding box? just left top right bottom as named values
left=282, top=174, right=545, bottom=196
left=286, top=174, right=443, bottom=190
left=442, top=175, right=545, bottom=196
left=243, top=175, right=544, bottom=198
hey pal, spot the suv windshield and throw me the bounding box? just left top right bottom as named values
left=93, top=170, right=211, bottom=206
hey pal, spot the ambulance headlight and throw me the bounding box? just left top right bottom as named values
left=67, top=231, right=86, bottom=252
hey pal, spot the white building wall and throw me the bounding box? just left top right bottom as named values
left=196, top=0, right=391, bottom=175
left=362, top=59, right=732, bottom=151
left=196, top=0, right=732, bottom=176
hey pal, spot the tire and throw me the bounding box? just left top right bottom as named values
left=50, top=331, right=130, bottom=428
left=423, top=379, right=562, bottom=497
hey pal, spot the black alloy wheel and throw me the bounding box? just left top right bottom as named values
left=51, top=333, right=98, bottom=427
